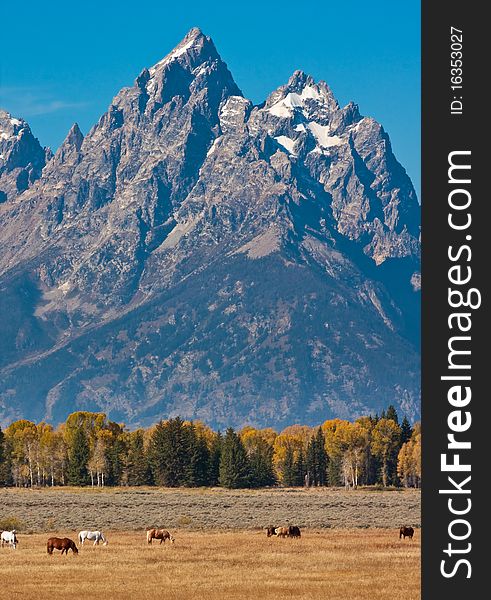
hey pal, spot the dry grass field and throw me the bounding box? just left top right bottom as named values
left=0, top=488, right=420, bottom=598
left=0, top=529, right=420, bottom=600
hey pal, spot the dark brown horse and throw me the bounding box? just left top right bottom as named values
left=266, top=526, right=277, bottom=537
left=399, top=526, right=414, bottom=540
left=47, top=537, right=79, bottom=555
left=289, top=525, right=301, bottom=538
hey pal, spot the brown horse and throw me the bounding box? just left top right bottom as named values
left=275, top=527, right=290, bottom=538
left=146, top=528, right=175, bottom=544
left=47, top=537, right=79, bottom=555
left=399, top=526, right=414, bottom=540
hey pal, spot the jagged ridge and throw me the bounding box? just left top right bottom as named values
left=0, top=28, right=420, bottom=428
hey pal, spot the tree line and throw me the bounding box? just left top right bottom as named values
left=0, top=406, right=421, bottom=489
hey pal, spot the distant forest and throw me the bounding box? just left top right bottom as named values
left=0, top=406, right=420, bottom=489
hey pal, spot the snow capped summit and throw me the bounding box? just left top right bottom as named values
left=251, top=70, right=362, bottom=166
left=264, top=70, right=338, bottom=119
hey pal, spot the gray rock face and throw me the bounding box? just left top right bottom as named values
left=0, top=28, right=420, bottom=428
left=0, top=110, right=51, bottom=203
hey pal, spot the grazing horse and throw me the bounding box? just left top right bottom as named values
left=289, top=525, right=301, bottom=538
left=266, top=526, right=277, bottom=537
left=275, top=527, right=290, bottom=538
left=1, top=530, right=18, bottom=549
left=47, top=537, right=79, bottom=555
left=399, top=526, right=415, bottom=540
left=146, top=528, right=175, bottom=544
left=78, top=530, right=108, bottom=546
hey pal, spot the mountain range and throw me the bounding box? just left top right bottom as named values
left=0, top=28, right=420, bottom=428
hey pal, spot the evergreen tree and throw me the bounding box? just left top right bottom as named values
left=327, top=455, right=341, bottom=486
left=316, top=427, right=328, bottom=486
left=67, top=426, right=90, bottom=486
left=306, top=428, right=328, bottom=486
left=105, top=433, right=127, bottom=486
left=294, top=447, right=305, bottom=487
left=371, top=418, right=401, bottom=487
left=126, top=430, right=151, bottom=486
left=247, top=438, right=276, bottom=488
left=386, top=405, right=399, bottom=424
left=208, top=432, right=222, bottom=486
left=400, top=416, right=413, bottom=445
left=282, top=445, right=296, bottom=487
left=219, top=428, right=249, bottom=488
left=380, top=408, right=400, bottom=486
left=360, top=447, right=378, bottom=486
left=148, top=417, right=191, bottom=487
left=186, top=426, right=210, bottom=487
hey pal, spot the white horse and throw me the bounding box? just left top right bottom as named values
left=1, top=530, right=18, bottom=549
left=78, top=530, right=108, bottom=546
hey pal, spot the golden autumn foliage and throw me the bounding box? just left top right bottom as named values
left=272, top=425, right=312, bottom=483
left=0, top=410, right=420, bottom=489
left=397, top=423, right=421, bottom=487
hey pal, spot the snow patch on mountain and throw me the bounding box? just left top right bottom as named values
left=267, top=85, right=325, bottom=118
left=308, top=122, right=342, bottom=148
left=275, top=135, right=297, bottom=155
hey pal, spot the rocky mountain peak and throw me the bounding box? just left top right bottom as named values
left=0, top=110, right=25, bottom=136
left=0, top=30, right=420, bottom=429
left=263, top=71, right=339, bottom=121
left=143, top=28, right=240, bottom=97
left=65, top=122, right=84, bottom=149
left=0, top=110, right=49, bottom=202
left=49, top=123, right=84, bottom=168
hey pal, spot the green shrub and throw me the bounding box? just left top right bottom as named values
left=0, top=516, right=25, bottom=531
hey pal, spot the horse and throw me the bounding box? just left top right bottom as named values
left=266, top=526, right=277, bottom=537
left=289, top=525, right=301, bottom=538
left=399, top=526, right=415, bottom=540
left=1, top=530, right=18, bottom=549
left=274, top=527, right=290, bottom=538
left=146, top=528, right=175, bottom=544
left=78, top=530, right=108, bottom=546
left=47, top=537, right=79, bottom=555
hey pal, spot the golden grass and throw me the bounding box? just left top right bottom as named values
left=0, top=529, right=420, bottom=599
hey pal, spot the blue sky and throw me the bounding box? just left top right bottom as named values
left=1, top=0, right=420, bottom=196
